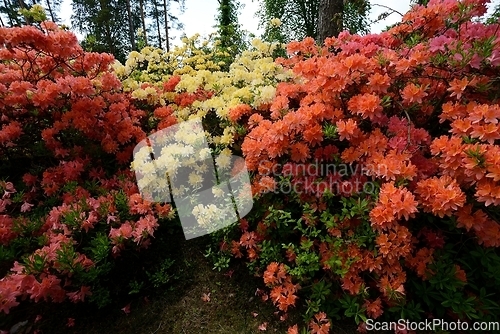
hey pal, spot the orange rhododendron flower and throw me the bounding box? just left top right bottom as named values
left=336, top=119, right=361, bottom=141
left=415, top=176, right=466, bottom=217
left=369, top=182, right=418, bottom=229
left=364, top=298, right=384, bottom=319
left=447, top=77, right=469, bottom=100
left=454, top=264, right=467, bottom=283
left=348, top=93, right=384, bottom=121
left=401, top=83, right=428, bottom=105
left=367, top=73, right=391, bottom=93
left=406, top=247, right=434, bottom=279
left=287, top=325, right=299, bottom=334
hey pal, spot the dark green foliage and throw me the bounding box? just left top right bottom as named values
left=72, top=0, right=185, bottom=63
left=258, top=0, right=318, bottom=43
left=214, top=0, right=248, bottom=69
left=72, top=0, right=133, bottom=63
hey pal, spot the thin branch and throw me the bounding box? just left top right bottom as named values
left=371, top=3, right=404, bottom=17
left=402, top=109, right=413, bottom=152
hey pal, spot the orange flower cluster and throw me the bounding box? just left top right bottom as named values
left=229, top=224, right=266, bottom=262
left=456, top=204, right=500, bottom=247
left=370, top=182, right=418, bottom=229
left=415, top=176, right=466, bottom=218
left=308, top=312, right=331, bottom=334
left=263, top=262, right=300, bottom=312
left=363, top=298, right=384, bottom=319
left=406, top=247, right=434, bottom=279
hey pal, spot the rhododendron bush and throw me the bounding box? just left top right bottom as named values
left=213, top=0, right=500, bottom=331
left=0, top=21, right=183, bottom=315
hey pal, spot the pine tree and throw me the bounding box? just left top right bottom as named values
left=1, top=0, right=61, bottom=26
left=214, top=0, right=247, bottom=69
left=72, top=0, right=131, bottom=62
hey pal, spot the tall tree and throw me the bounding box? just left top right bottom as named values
left=257, top=0, right=370, bottom=44
left=216, top=0, right=241, bottom=49
left=317, top=0, right=343, bottom=42
left=214, top=0, right=247, bottom=69
left=151, top=0, right=163, bottom=49
left=163, top=0, right=169, bottom=51
left=126, top=0, right=136, bottom=50
left=145, top=0, right=184, bottom=50
left=139, top=0, right=148, bottom=45
left=72, top=0, right=184, bottom=61
left=72, top=0, right=131, bottom=62
left=258, top=0, right=318, bottom=43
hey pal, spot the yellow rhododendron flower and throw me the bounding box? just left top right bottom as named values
left=270, top=18, right=282, bottom=27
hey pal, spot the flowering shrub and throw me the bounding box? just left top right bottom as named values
left=212, top=0, right=500, bottom=331
left=114, top=35, right=293, bottom=161
left=3, top=1, right=500, bottom=332
left=0, top=21, right=183, bottom=315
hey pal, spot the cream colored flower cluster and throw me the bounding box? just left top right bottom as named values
left=112, top=34, right=231, bottom=106
left=131, top=118, right=244, bottom=231
left=113, top=34, right=225, bottom=84
left=118, top=35, right=295, bottom=150
left=192, top=202, right=232, bottom=228
left=176, top=38, right=295, bottom=146
left=131, top=120, right=212, bottom=200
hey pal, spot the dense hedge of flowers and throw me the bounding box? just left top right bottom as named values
left=214, top=0, right=500, bottom=332
left=0, top=13, right=291, bottom=319
left=2, top=0, right=500, bottom=332
left=0, top=20, right=186, bottom=315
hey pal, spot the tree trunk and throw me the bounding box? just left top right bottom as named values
left=45, top=0, right=55, bottom=22
left=163, top=0, right=169, bottom=52
left=4, top=0, right=14, bottom=26
left=139, top=0, right=148, bottom=45
left=317, top=0, right=343, bottom=43
left=153, top=0, right=162, bottom=49
left=126, top=0, right=136, bottom=50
